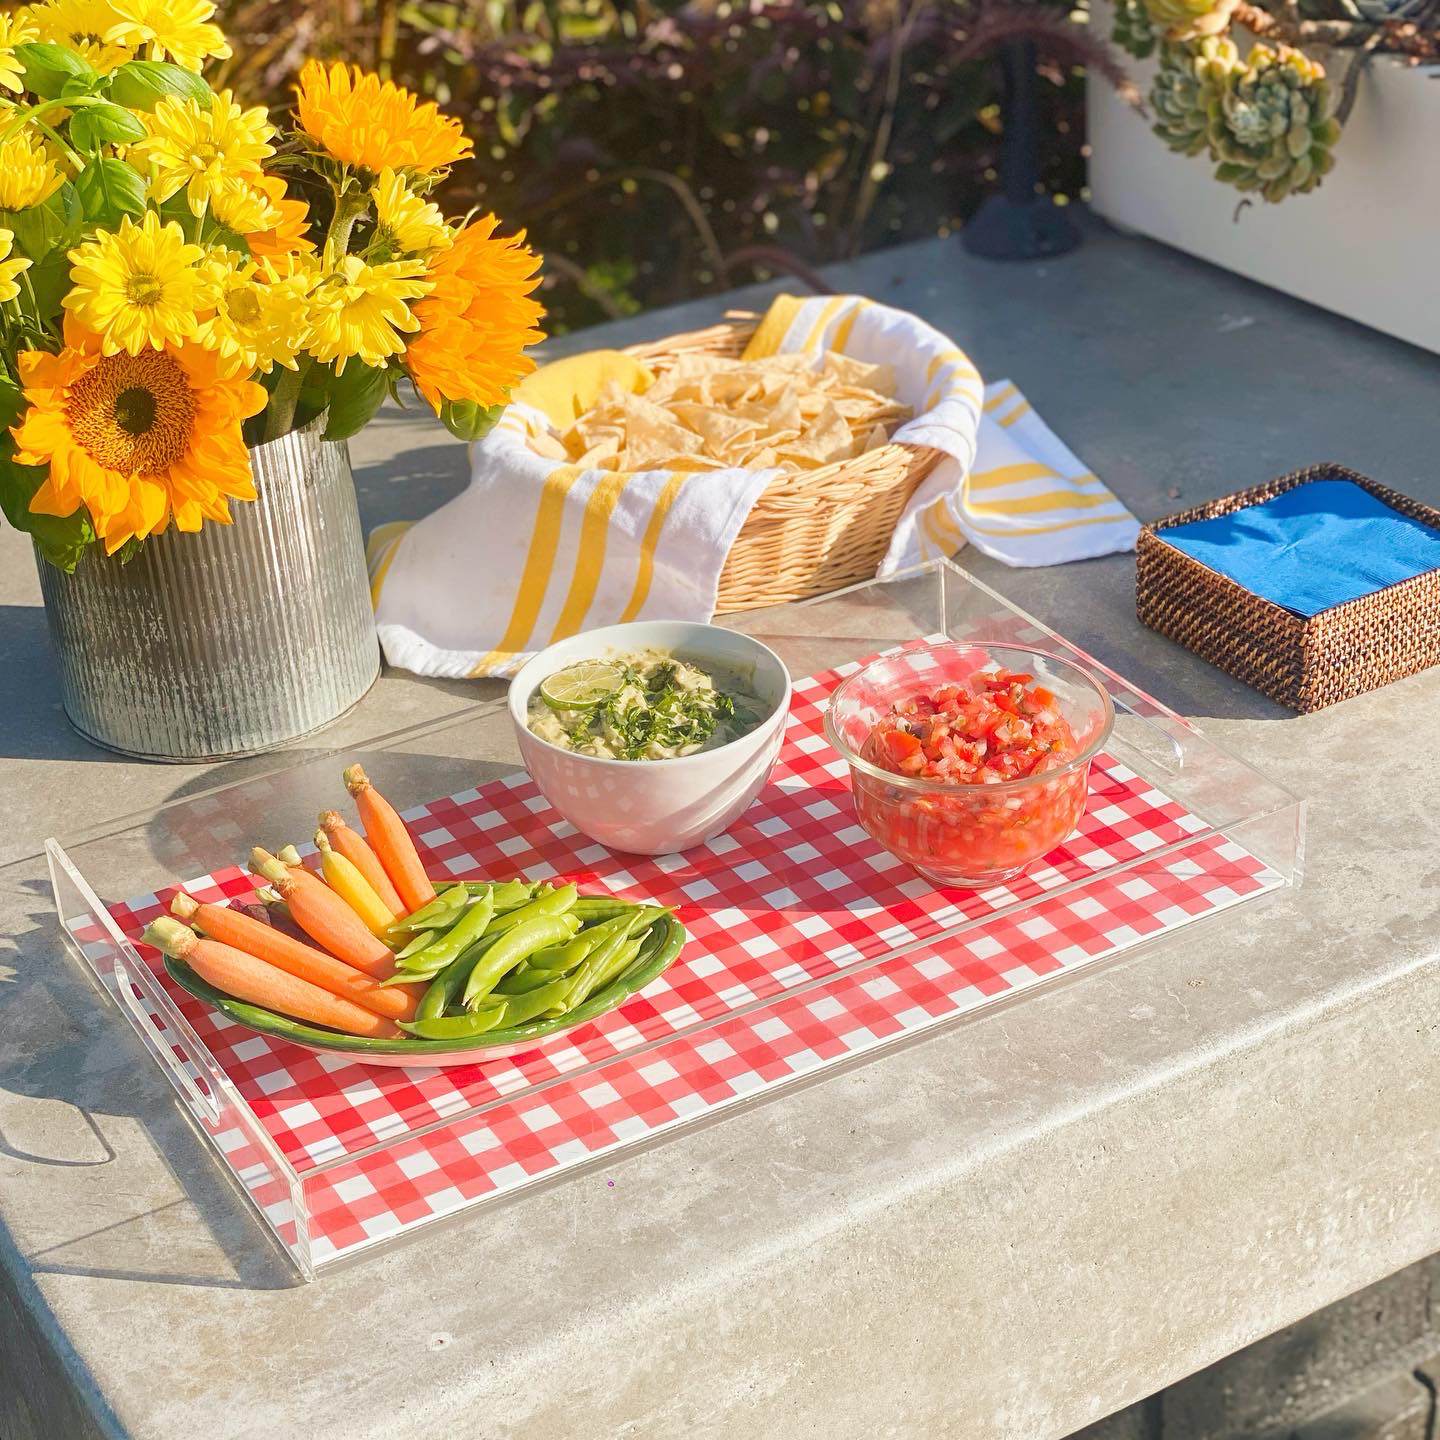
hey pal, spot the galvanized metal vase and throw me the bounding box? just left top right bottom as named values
left=35, top=419, right=381, bottom=762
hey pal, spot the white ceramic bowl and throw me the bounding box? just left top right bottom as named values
left=509, top=621, right=791, bottom=855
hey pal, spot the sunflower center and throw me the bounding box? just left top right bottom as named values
left=114, top=386, right=156, bottom=436
left=125, top=272, right=166, bottom=308
left=66, top=350, right=196, bottom=476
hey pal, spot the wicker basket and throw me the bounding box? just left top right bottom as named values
left=1137, top=463, right=1440, bottom=712
left=623, top=314, right=945, bottom=613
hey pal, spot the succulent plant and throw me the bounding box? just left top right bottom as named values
left=1150, top=37, right=1239, bottom=155
left=1112, top=0, right=1159, bottom=59
left=1209, top=43, right=1343, bottom=202
left=1141, top=0, right=1239, bottom=40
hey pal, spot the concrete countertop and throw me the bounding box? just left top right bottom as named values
left=4, top=217, right=1440, bottom=1440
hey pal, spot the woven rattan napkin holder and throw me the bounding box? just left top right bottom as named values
left=1136, top=463, right=1440, bottom=713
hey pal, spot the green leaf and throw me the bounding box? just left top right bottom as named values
left=321, top=363, right=389, bottom=440
left=1, top=182, right=83, bottom=258
left=439, top=397, right=505, bottom=442
left=107, top=59, right=210, bottom=112
left=14, top=42, right=97, bottom=100
left=26, top=247, right=73, bottom=324
left=68, top=101, right=147, bottom=153
left=0, top=447, right=95, bottom=572
left=0, top=375, right=24, bottom=434
left=74, top=157, right=146, bottom=225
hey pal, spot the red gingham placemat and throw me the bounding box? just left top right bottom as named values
left=84, top=642, right=1281, bottom=1266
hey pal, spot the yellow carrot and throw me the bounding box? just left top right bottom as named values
left=319, top=809, right=404, bottom=913
left=314, top=829, right=396, bottom=937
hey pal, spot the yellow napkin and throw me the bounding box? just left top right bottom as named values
left=510, top=350, right=654, bottom=429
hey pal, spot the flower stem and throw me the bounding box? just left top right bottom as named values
left=261, top=356, right=313, bottom=445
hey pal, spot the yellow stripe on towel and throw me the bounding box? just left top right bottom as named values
left=964, top=511, right=1136, bottom=539
left=829, top=298, right=871, bottom=354
left=966, top=461, right=1061, bottom=492
left=997, top=399, right=1032, bottom=429
left=619, top=472, right=690, bottom=622
left=741, top=295, right=808, bottom=360
left=468, top=465, right=584, bottom=676
left=549, top=470, right=634, bottom=642
left=967, top=489, right=1126, bottom=518
left=797, top=296, right=850, bottom=353
left=366, top=521, right=412, bottom=607
left=983, top=383, right=1018, bottom=413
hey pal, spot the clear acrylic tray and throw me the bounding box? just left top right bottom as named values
left=42, top=562, right=1304, bottom=1278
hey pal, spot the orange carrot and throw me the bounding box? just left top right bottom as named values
left=343, top=765, right=436, bottom=913
left=171, top=893, right=417, bottom=1022
left=319, top=809, right=404, bottom=913
left=250, top=848, right=396, bottom=980
left=143, top=917, right=401, bottom=1039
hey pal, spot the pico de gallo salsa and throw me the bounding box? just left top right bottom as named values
left=851, top=667, right=1090, bottom=886
left=860, top=669, right=1079, bottom=783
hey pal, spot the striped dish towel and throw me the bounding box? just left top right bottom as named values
left=370, top=293, right=1138, bottom=678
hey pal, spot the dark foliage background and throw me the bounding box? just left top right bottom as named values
left=216, top=0, right=1104, bottom=332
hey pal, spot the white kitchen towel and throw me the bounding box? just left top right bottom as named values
left=370, top=293, right=1138, bottom=678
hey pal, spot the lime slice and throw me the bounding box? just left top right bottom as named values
left=539, top=660, right=627, bottom=712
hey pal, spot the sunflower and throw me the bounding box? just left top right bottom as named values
left=65, top=211, right=214, bottom=356
left=295, top=61, right=472, bottom=175
left=243, top=173, right=314, bottom=259
left=0, top=131, right=65, bottom=211
left=0, top=229, right=31, bottom=303
left=133, top=91, right=276, bottom=222
left=25, top=0, right=131, bottom=74
left=104, top=0, right=229, bottom=71
left=0, top=10, right=38, bottom=92
left=405, top=217, right=543, bottom=413
left=12, top=321, right=266, bottom=552
left=306, top=254, right=430, bottom=374
left=200, top=252, right=312, bottom=374
left=372, top=168, right=450, bottom=255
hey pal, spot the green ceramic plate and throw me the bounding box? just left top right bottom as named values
left=163, top=914, right=685, bottom=1067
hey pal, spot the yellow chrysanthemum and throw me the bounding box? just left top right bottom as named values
left=12, top=321, right=266, bottom=553
left=0, top=10, right=39, bottom=93
left=104, top=0, right=229, bottom=72
left=0, top=229, right=32, bottom=303
left=306, top=254, right=430, bottom=374
left=65, top=211, right=214, bottom=357
left=243, top=173, right=313, bottom=259
left=25, top=0, right=131, bottom=74
left=371, top=168, right=450, bottom=256
left=295, top=61, right=472, bottom=174
left=406, top=217, right=543, bottom=413
left=133, top=91, right=276, bottom=222
left=0, top=130, right=65, bottom=211
left=199, top=252, right=312, bottom=374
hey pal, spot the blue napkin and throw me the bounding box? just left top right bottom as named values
left=1160, top=478, right=1440, bottom=618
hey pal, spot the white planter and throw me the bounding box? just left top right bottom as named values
left=1087, top=11, right=1440, bottom=354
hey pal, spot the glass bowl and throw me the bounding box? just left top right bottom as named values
left=823, top=643, right=1115, bottom=889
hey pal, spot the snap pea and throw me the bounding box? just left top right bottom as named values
left=414, top=930, right=508, bottom=1018
left=461, top=914, right=575, bottom=1009
left=568, top=897, right=636, bottom=923
left=400, top=1004, right=507, bottom=1040
left=394, top=929, right=437, bottom=961
left=488, top=976, right=573, bottom=1028
left=551, top=922, right=636, bottom=1015
left=492, top=963, right=560, bottom=997
left=483, top=883, right=578, bottom=938
left=524, top=927, right=612, bottom=975
left=583, top=932, right=648, bottom=1002
left=389, top=885, right=468, bottom=935
left=398, top=890, right=495, bottom=974
left=461, top=880, right=537, bottom=912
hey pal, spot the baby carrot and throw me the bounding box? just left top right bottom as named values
left=319, top=809, right=403, bottom=913
left=142, top=917, right=402, bottom=1039
left=170, top=893, right=416, bottom=1022
left=343, top=765, right=436, bottom=914
left=250, top=847, right=396, bottom=980
left=314, top=830, right=397, bottom=937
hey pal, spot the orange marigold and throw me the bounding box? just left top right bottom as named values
left=243, top=172, right=313, bottom=258
left=13, top=319, right=267, bottom=553
left=295, top=61, right=472, bottom=174
left=405, top=217, right=544, bottom=414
